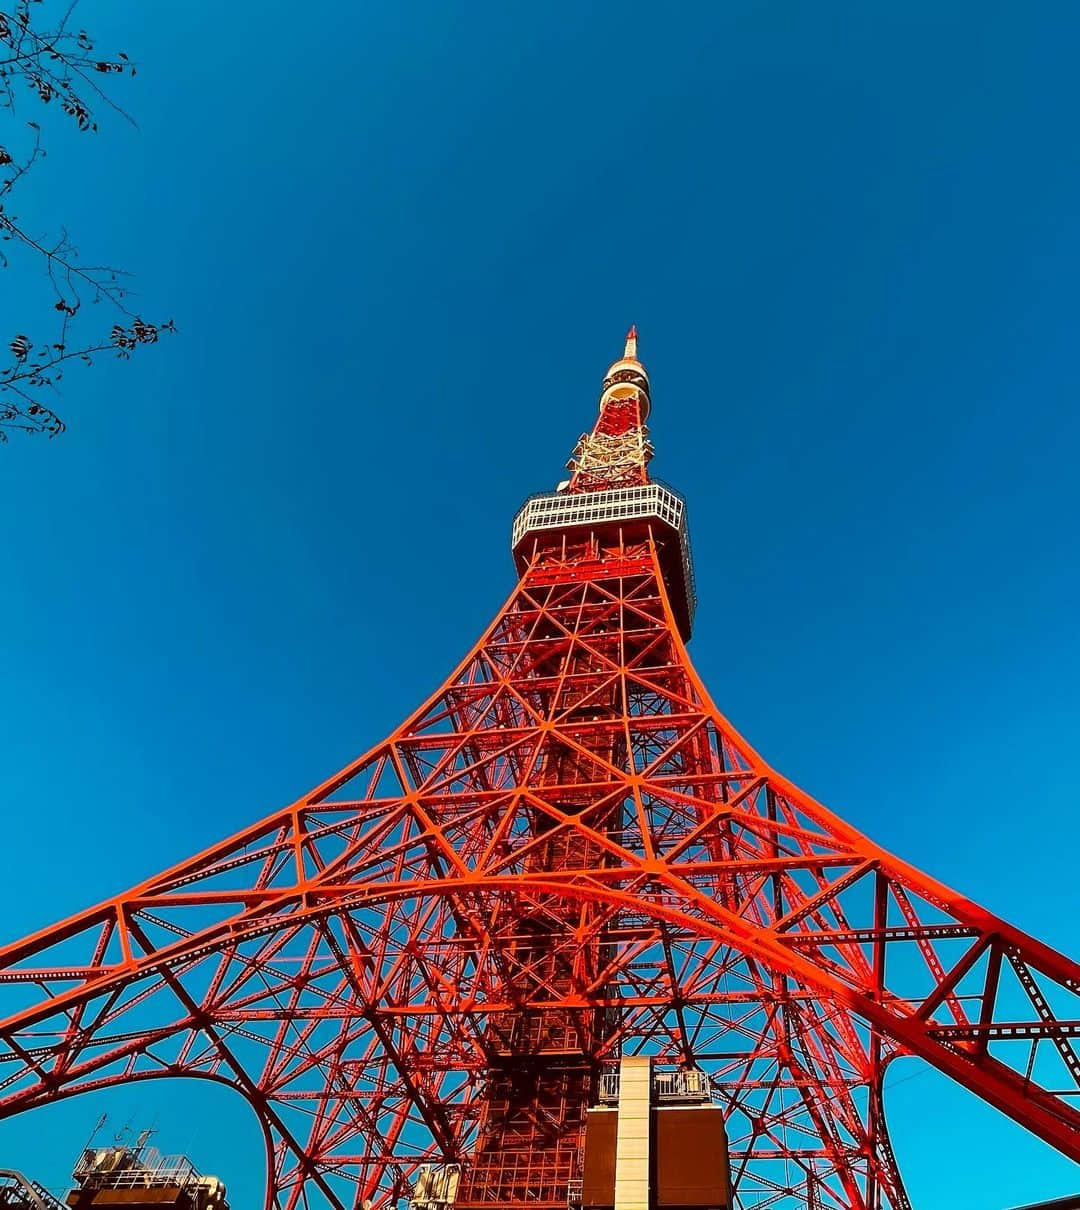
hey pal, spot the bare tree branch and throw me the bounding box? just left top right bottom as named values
left=0, top=0, right=171, bottom=442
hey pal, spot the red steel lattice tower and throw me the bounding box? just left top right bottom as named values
left=1, top=331, right=1078, bottom=1210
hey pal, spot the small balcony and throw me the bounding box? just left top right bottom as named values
left=596, top=1064, right=712, bottom=1106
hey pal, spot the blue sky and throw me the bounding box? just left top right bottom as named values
left=1, top=2, right=1079, bottom=1206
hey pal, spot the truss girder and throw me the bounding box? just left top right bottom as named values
left=0, top=544, right=1077, bottom=1210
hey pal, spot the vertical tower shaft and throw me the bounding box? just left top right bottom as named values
left=457, top=332, right=657, bottom=1208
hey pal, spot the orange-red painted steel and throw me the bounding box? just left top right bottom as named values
left=0, top=340, right=1077, bottom=1210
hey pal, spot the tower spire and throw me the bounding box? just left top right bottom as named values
left=599, top=325, right=650, bottom=418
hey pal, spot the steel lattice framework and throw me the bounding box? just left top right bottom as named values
left=0, top=332, right=1078, bottom=1210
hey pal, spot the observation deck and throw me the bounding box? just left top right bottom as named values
left=511, top=480, right=697, bottom=639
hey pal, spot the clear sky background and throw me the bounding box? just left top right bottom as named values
left=1, top=3, right=1078, bottom=1207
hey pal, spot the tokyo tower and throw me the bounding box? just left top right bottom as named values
left=0, top=332, right=1077, bottom=1210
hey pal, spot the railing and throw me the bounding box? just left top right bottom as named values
left=73, top=1148, right=201, bottom=1194
left=654, top=1068, right=711, bottom=1102
left=596, top=1066, right=713, bottom=1106
left=597, top=1069, right=621, bottom=1103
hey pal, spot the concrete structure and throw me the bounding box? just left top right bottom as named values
left=582, top=1061, right=732, bottom=1210
left=612, top=1058, right=652, bottom=1210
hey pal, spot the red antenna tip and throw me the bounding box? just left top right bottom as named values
left=623, top=325, right=639, bottom=360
